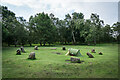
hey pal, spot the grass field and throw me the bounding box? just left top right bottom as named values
left=2, top=44, right=118, bottom=78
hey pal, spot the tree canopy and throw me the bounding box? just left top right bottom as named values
left=1, top=6, right=119, bottom=46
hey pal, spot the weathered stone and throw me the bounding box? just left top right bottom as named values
left=99, top=52, right=103, bottom=55
left=28, top=52, right=36, bottom=59
left=34, top=46, right=38, bottom=50
left=70, top=57, right=81, bottom=63
left=20, top=46, right=25, bottom=53
left=62, top=46, right=66, bottom=50
left=87, top=52, right=94, bottom=58
left=16, top=49, right=21, bottom=55
left=91, top=49, right=96, bottom=53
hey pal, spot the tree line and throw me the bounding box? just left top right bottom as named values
left=1, top=6, right=120, bottom=47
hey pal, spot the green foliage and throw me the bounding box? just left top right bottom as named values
left=2, top=6, right=16, bottom=46
left=112, top=22, right=120, bottom=43
left=2, top=6, right=118, bottom=46
left=29, top=12, right=57, bottom=45
left=2, top=6, right=29, bottom=46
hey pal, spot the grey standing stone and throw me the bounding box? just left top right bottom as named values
left=34, top=46, right=38, bottom=50
left=87, top=52, right=94, bottom=58
left=99, top=52, right=103, bottom=55
left=20, top=46, right=25, bottom=53
left=28, top=52, right=36, bottom=59
left=16, top=49, right=21, bottom=55
left=91, top=49, right=96, bottom=53
left=70, top=57, right=81, bottom=63
left=62, top=46, right=66, bottom=50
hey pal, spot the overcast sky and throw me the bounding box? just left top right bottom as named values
left=1, top=0, right=119, bottom=25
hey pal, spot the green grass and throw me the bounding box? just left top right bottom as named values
left=2, top=44, right=118, bottom=78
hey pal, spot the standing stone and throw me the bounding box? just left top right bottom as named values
left=99, top=52, right=103, bottom=55
left=28, top=52, right=36, bottom=59
left=91, top=49, right=96, bottom=53
left=16, top=49, right=21, bottom=55
left=87, top=52, right=94, bottom=58
left=62, top=46, right=66, bottom=50
left=70, top=57, right=81, bottom=63
left=34, top=46, right=38, bottom=50
left=20, top=46, right=25, bottom=53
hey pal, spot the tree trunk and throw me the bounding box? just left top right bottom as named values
left=43, top=42, right=46, bottom=46
left=40, top=42, right=42, bottom=46
left=7, top=38, right=10, bottom=47
left=68, top=41, right=70, bottom=44
left=14, top=41, right=17, bottom=47
left=72, top=31, right=76, bottom=44
left=29, top=43, right=32, bottom=46
left=15, top=44, right=17, bottom=47
left=117, top=35, right=120, bottom=44
left=94, top=37, right=96, bottom=45
left=22, top=43, right=24, bottom=46
left=65, top=41, right=67, bottom=45
left=94, top=29, right=96, bottom=45
left=60, top=41, right=62, bottom=44
left=8, top=43, right=10, bottom=47
left=87, top=42, right=90, bottom=46
left=48, top=42, right=50, bottom=46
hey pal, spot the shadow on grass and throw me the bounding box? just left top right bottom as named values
left=65, top=59, right=85, bottom=64
left=26, top=58, right=37, bottom=60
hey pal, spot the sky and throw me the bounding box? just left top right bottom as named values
left=1, top=0, right=120, bottom=25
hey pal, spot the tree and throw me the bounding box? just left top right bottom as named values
left=2, top=6, right=28, bottom=47
left=2, top=5, right=117, bottom=46
left=29, top=12, right=56, bottom=46
left=16, top=17, right=28, bottom=46
left=112, top=22, right=120, bottom=43
left=65, top=12, right=84, bottom=44
left=80, top=19, right=91, bottom=44
left=2, top=6, right=16, bottom=46
left=101, top=24, right=113, bottom=42
left=90, top=13, right=104, bottom=45
left=56, top=20, right=67, bottom=44
left=65, top=14, right=76, bottom=44
left=49, top=13, right=59, bottom=44
left=28, top=16, right=36, bottom=46
left=73, top=17, right=85, bottom=43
